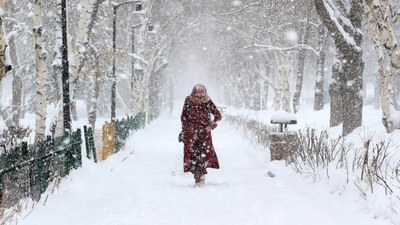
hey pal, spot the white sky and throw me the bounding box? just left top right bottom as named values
left=7, top=103, right=398, bottom=225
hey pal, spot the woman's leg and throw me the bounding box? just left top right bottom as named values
left=194, top=172, right=202, bottom=183
left=192, top=133, right=208, bottom=185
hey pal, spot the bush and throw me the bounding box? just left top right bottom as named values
left=225, top=113, right=400, bottom=223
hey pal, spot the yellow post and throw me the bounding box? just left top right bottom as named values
left=101, top=122, right=115, bottom=160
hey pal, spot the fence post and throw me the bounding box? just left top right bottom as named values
left=73, top=129, right=82, bottom=169
left=63, top=131, right=72, bottom=175
left=83, top=125, right=91, bottom=159
left=115, top=120, right=121, bottom=152
left=88, top=127, right=97, bottom=163
left=102, top=122, right=115, bottom=160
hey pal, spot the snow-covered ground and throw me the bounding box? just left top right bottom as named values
left=7, top=105, right=396, bottom=225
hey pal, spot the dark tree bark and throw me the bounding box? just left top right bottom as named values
left=292, top=8, right=312, bottom=114
left=292, top=49, right=307, bottom=113
left=329, top=55, right=343, bottom=127
left=314, top=0, right=364, bottom=136
left=313, top=23, right=326, bottom=111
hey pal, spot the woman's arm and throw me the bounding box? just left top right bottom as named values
left=180, top=97, right=189, bottom=128
left=207, top=99, right=221, bottom=130
left=209, top=99, right=221, bottom=122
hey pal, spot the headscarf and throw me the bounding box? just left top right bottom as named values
left=190, top=83, right=210, bottom=104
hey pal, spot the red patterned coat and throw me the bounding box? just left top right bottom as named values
left=180, top=96, right=222, bottom=173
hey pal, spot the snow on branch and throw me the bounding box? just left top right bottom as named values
left=242, top=43, right=319, bottom=56
left=322, top=0, right=361, bottom=51
left=128, top=53, right=148, bottom=65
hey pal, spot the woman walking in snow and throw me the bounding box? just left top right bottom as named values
left=180, top=84, right=222, bottom=185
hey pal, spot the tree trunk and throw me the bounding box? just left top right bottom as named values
left=341, top=48, right=363, bottom=136
left=362, top=0, right=400, bottom=132
left=33, top=0, right=47, bottom=141
left=131, top=66, right=143, bottom=116
left=4, top=1, right=22, bottom=126
left=69, top=0, right=90, bottom=121
left=273, top=65, right=282, bottom=111
left=329, top=56, right=343, bottom=127
left=87, top=46, right=100, bottom=130
left=51, top=0, right=64, bottom=137
left=363, top=0, right=400, bottom=72
left=282, top=53, right=291, bottom=113
left=136, top=1, right=154, bottom=122
left=292, top=16, right=311, bottom=113
left=292, top=50, right=306, bottom=113
left=87, top=0, right=104, bottom=38
left=394, top=75, right=400, bottom=111
left=9, top=35, right=22, bottom=126
left=263, top=80, right=269, bottom=110
left=315, top=0, right=364, bottom=136
left=313, top=23, right=326, bottom=111
left=378, top=55, right=393, bottom=132
left=0, top=0, right=7, bottom=83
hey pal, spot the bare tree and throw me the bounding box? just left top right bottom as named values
left=4, top=1, right=22, bottom=126
left=314, top=0, right=364, bottom=136
left=281, top=53, right=292, bottom=112
left=33, top=0, right=48, bottom=140
left=362, top=0, right=400, bottom=133
left=84, top=0, right=106, bottom=129
left=0, top=0, right=8, bottom=85
left=87, top=44, right=102, bottom=130
left=48, top=0, right=64, bottom=138
left=69, top=0, right=91, bottom=121
left=292, top=3, right=313, bottom=113
left=313, top=22, right=326, bottom=111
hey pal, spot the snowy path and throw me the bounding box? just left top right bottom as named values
left=13, top=112, right=391, bottom=225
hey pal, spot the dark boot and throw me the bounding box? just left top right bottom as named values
left=194, top=172, right=202, bottom=184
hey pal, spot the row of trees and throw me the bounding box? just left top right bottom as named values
left=0, top=0, right=398, bottom=138
left=165, top=0, right=400, bottom=136
left=0, top=0, right=175, bottom=141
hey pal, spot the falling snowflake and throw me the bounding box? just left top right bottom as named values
left=232, top=0, right=242, bottom=7
left=286, top=30, right=298, bottom=43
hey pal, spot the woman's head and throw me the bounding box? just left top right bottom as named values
left=190, top=84, right=210, bottom=103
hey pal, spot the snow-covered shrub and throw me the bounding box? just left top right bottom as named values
left=225, top=113, right=400, bottom=223
left=224, top=114, right=272, bottom=146
left=285, top=128, right=349, bottom=180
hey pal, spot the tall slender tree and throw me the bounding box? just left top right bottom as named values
left=313, top=22, right=326, bottom=111
left=362, top=0, right=400, bottom=132
left=33, top=0, right=47, bottom=140
left=0, top=0, right=7, bottom=84
left=50, top=0, right=65, bottom=138
left=4, top=1, right=22, bottom=126
left=292, top=3, right=313, bottom=113
left=69, top=0, right=91, bottom=121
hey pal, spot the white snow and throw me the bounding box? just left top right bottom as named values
left=5, top=104, right=396, bottom=225
left=270, top=110, right=296, bottom=124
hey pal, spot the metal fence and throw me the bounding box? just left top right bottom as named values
left=0, top=129, right=82, bottom=208
left=0, top=111, right=147, bottom=208
left=83, top=125, right=97, bottom=163
left=115, top=112, right=146, bottom=152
